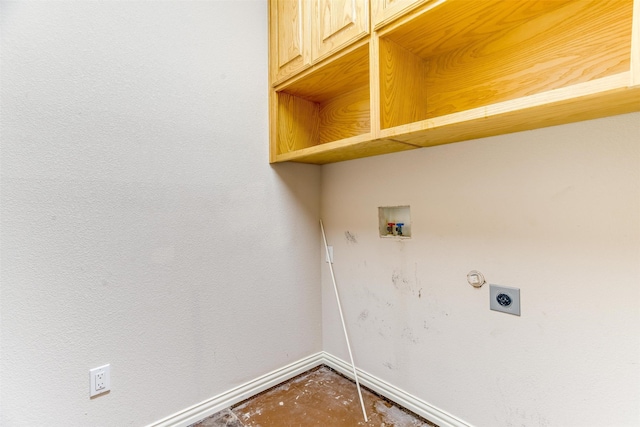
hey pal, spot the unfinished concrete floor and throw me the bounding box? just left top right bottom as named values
left=191, top=366, right=438, bottom=427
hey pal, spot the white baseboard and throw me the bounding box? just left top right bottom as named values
left=148, top=351, right=471, bottom=427
left=321, top=351, right=472, bottom=427
left=146, top=352, right=324, bottom=427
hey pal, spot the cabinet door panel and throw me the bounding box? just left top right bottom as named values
left=312, top=0, right=369, bottom=62
left=371, top=0, right=429, bottom=29
left=270, top=0, right=311, bottom=84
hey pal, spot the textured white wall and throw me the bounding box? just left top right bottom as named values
left=0, top=1, right=321, bottom=426
left=321, top=113, right=640, bottom=427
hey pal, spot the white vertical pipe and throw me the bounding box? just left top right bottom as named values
left=320, top=220, right=368, bottom=423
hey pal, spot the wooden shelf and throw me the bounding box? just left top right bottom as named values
left=272, top=43, right=371, bottom=159
left=383, top=74, right=640, bottom=148
left=272, top=41, right=418, bottom=164
left=269, top=0, right=640, bottom=164
left=379, top=0, right=640, bottom=146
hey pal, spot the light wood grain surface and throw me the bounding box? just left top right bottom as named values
left=269, top=0, right=639, bottom=164
left=270, top=0, right=311, bottom=86
left=312, top=0, right=369, bottom=63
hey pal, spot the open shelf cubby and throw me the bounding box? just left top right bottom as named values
left=378, top=0, right=637, bottom=144
left=274, top=43, right=372, bottom=158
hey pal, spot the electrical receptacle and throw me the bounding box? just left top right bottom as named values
left=325, top=246, right=333, bottom=263
left=490, top=285, right=521, bottom=316
left=96, top=371, right=105, bottom=390
left=90, top=364, right=110, bottom=397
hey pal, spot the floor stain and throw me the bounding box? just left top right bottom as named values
left=191, top=366, right=437, bottom=427
left=191, top=408, right=243, bottom=427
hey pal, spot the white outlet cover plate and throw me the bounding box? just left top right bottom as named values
left=90, top=364, right=111, bottom=397
left=325, top=246, right=333, bottom=263
left=490, top=285, right=521, bottom=316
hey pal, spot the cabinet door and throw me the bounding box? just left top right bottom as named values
left=312, top=0, right=369, bottom=62
left=371, top=0, right=429, bottom=29
left=270, top=0, right=311, bottom=85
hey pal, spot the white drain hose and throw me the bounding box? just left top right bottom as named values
left=320, top=220, right=368, bottom=423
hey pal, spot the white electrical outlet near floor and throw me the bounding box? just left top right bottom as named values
left=90, top=364, right=111, bottom=397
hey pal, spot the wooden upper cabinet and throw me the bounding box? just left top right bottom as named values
left=270, top=0, right=311, bottom=85
left=371, top=0, right=429, bottom=29
left=312, top=0, right=369, bottom=62
left=270, top=0, right=639, bottom=164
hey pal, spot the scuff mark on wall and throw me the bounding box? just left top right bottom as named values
left=391, top=269, right=412, bottom=294
left=401, top=327, right=420, bottom=344
left=391, top=267, right=425, bottom=299
left=391, top=271, right=400, bottom=287
left=363, top=287, right=381, bottom=303
left=344, top=231, right=358, bottom=244
left=414, top=262, right=421, bottom=297
left=382, top=361, right=395, bottom=370
left=372, top=314, right=392, bottom=339
left=495, top=377, right=552, bottom=427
